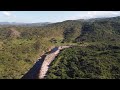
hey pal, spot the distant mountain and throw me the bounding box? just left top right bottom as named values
left=0, top=22, right=9, bottom=24
left=25, top=22, right=52, bottom=26
left=0, top=22, right=51, bottom=26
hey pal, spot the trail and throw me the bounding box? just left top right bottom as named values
left=38, top=46, right=71, bottom=79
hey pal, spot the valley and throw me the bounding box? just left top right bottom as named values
left=1, top=16, right=120, bottom=79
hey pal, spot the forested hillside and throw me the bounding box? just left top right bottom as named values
left=46, top=43, right=120, bottom=79
left=1, top=16, right=120, bottom=79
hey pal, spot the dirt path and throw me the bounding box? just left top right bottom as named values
left=38, top=46, right=71, bottom=79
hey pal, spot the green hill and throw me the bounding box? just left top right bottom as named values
left=46, top=44, right=120, bottom=79
left=1, top=16, right=120, bottom=79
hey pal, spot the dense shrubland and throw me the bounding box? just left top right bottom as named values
left=1, top=16, right=120, bottom=78
left=46, top=43, right=120, bottom=79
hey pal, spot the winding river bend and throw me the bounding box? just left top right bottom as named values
left=21, top=46, right=71, bottom=79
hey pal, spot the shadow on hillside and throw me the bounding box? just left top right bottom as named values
left=21, top=55, right=46, bottom=79
left=21, top=47, right=59, bottom=79
left=50, top=47, right=59, bottom=53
